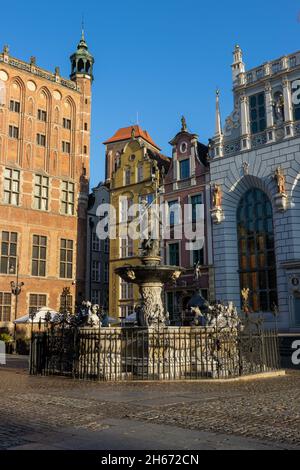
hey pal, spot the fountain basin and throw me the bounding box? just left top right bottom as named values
left=115, top=265, right=185, bottom=285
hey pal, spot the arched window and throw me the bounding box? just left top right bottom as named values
left=0, top=80, right=6, bottom=106
left=78, top=59, right=85, bottom=73
left=237, top=188, right=278, bottom=312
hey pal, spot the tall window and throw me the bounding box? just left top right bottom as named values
left=61, top=181, right=74, bottom=215
left=62, top=141, right=71, bottom=154
left=137, top=165, right=144, bottom=182
left=31, top=235, right=47, bottom=277
left=0, top=293, right=12, bottom=322
left=179, top=159, right=190, bottom=179
left=4, top=168, right=20, bottom=205
left=9, top=125, right=19, bottom=139
left=34, top=175, right=49, bottom=210
left=92, top=232, right=100, bottom=251
left=104, top=238, right=109, bottom=253
left=60, top=239, right=73, bottom=279
left=120, top=280, right=133, bottom=300
left=168, top=200, right=179, bottom=226
left=0, top=231, right=17, bottom=274
left=63, top=118, right=71, bottom=129
left=29, top=294, right=47, bottom=315
left=237, top=188, right=278, bottom=312
left=169, top=243, right=180, bottom=266
left=294, top=101, right=300, bottom=122
left=59, top=294, right=73, bottom=313
left=119, top=197, right=134, bottom=223
left=9, top=100, right=20, bottom=113
left=191, top=194, right=202, bottom=223
left=91, top=290, right=100, bottom=305
left=92, top=261, right=101, bottom=282
left=124, top=168, right=131, bottom=185
left=120, top=237, right=133, bottom=258
left=249, top=93, right=266, bottom=134
left=36, top=133, right=46, bottom=147
left=193, top=246, right=204, bottom=266
left=37, top=109, right=47, bottom=122
left=104, top=262, right=109, bottom=282
left=294, top=295, right=300, bottom=326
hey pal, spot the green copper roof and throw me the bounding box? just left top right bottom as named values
left=70, top=29, right=94, bottom=61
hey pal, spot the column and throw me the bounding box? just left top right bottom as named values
left=283, top=76, right=294, bottom=138
left=240, top=92, right=251, bottom=150
left=173, top=148, right=178, bottom=190
left=265, top=82, right=275, bottom=142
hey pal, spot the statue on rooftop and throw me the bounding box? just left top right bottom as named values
left=273, top=92, right=284, bottom=124
left=181, top=115, right=187, bottom=132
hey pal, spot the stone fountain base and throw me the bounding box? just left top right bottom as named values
left=77, top=326, right=240, bottom=381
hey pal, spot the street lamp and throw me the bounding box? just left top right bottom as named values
left=9, top=256, right=24, bottom=349
left=9, top=257, right=24, bottom=323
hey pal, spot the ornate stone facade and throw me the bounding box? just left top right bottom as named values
left=209, top=45, right=300, bottom=331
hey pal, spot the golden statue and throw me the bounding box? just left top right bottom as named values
left=274, top=167, right=286, bottom=195
left=241, top=288, right=250, bottom=313
left=212, top=184, right=222, bottom=208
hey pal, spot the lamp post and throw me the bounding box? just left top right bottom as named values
left=10, top=257, right=24, bottom=347
left=61, top=287, right=71, bottom=315
left=89, top=217, right=94, bottom=301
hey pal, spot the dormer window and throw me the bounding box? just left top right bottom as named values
left=249, top=92, right=266, bottom=134
left=179, top=159, right=190, bottom=180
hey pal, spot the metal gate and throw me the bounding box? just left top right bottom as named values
left=30, top=326, right=280, bottom=381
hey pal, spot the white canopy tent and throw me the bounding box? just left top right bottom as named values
left=14, top=307, right=59, bottom=324
left=123, top=312, right=137, bottom=324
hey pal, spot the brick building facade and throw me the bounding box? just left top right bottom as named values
left=0, top=33, right=93, bottom=328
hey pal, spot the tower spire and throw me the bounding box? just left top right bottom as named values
left=215, top=89, right=222, bottom=137
left=81, top=15, right=85, bottom=41
left=231, top=44, right=245, bottom=85
left=70, top=25, right=94, bottom=81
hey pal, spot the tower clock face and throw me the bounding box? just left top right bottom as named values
left=180, top=142, right=188, bottom=153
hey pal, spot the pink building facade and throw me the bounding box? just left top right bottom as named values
left=163, top=120, right=214, bottom=324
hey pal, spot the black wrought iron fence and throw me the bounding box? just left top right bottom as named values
left=30, top=326, right=280, bottom=381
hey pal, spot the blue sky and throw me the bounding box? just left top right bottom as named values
left=2, top=0, right=300, bottom=186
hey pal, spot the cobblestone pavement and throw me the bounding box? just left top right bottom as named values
left=0, top=361, right=299, bottom=450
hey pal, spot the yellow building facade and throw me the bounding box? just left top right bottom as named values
left=104, top=126, right=170, bottom=319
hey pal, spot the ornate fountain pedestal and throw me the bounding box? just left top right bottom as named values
left=115, top=249, right=185, bottom=328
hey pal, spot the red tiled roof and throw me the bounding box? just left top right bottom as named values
left=103, top=125, right=161, bottom=150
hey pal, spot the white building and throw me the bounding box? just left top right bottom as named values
left=210, top=45, right=300, bottom=332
